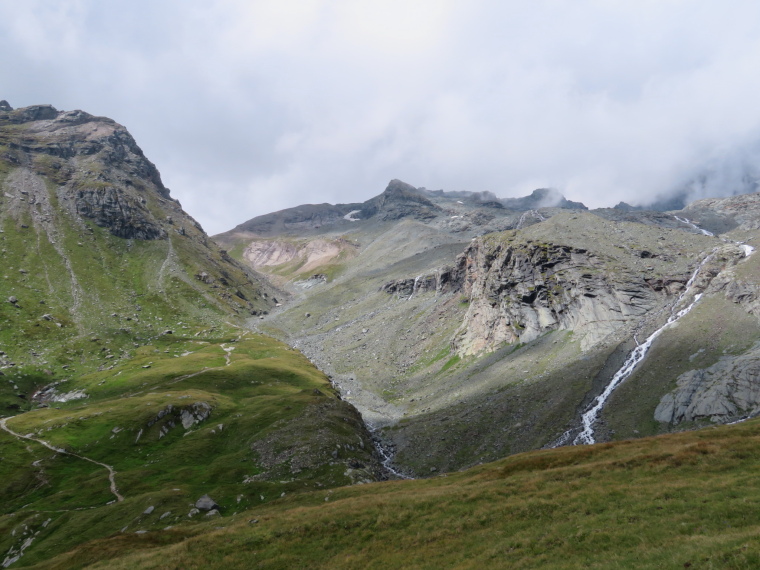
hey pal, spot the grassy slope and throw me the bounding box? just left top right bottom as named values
left=0, top=157, right=381, bottom=566
left=30, top=417, right=760, bottom=569
left=0, top=157, right=268, bottom=413
left=0, top=333, right=380, bottom=567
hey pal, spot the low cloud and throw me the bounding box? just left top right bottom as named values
left=3, top=1, right=760, bottom=232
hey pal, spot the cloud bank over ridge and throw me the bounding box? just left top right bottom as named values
left=3, top=1, right=760, bottom=232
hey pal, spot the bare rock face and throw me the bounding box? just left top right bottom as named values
left=360, top=179, right=442, bottom=221
left=74, top=186, right=165, bottom=240
left=655, top=344, right=760, bottom=424
left=451, top=240, right=674, bottom=355
left=0, top=104, right=170, bottom=240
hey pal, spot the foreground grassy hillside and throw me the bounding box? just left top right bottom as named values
left=30, top=417, right=760, bottom=569
left=0, top=330, right=382, bottom=567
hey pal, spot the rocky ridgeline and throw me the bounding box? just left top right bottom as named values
left=0, top=103, right=178, bottom=240
left=217, top=178, right=591, bottom=243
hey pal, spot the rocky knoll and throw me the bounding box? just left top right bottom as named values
left=358, top=179, right=442, bottom=221
left=680, top=191, right=760, bottom=234
left=501, top=187, right=588, bottom=211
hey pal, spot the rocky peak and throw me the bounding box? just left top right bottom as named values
left=360, top=179, right=442, bottom=221
left=1, top=103, right=174, bottom=239
left=501, top=188, right=588, bottom=211
left=0, top=100, right=12, bottom=112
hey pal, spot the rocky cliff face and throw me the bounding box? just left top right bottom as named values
left=449, top=214, right=723, bottom=356
left=1, top=104, right=173, bottom=240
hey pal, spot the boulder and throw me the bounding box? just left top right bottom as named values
left=195, top=494, right=220, bottom=511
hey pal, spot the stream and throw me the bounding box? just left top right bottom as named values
left=559, top=219, right=755, bottom=446
left=572, top=254, right=712, bottom=444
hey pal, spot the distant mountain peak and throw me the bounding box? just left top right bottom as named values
left=360, top=179, right=442, bottom=221
left=501, top=188, right=588, bottom=211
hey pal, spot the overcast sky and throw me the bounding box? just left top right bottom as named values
left=3, top=1, right=760, bottom=234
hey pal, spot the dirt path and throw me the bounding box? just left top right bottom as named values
left=0, top=417, right=124, bottom=503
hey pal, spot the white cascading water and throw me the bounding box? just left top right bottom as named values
left=674, top=215, right=714, bottom=236
left=568, top=216, right=756, bottom=445
left=408, top=275, right=422, bottom=300
left=367, top=422, right=413, bottom=479
left=572, top=254, right=712, bottom=444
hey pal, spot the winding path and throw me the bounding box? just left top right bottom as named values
left=0, top=417, right=123, bottom=503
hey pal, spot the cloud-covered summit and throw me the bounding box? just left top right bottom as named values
left=3, top=1, right=760, bottom=232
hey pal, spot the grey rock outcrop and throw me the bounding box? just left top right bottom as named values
left=195, top=495, right=220, bottom=511
left=655, top=344, right=760, bottom=424
left=180, top=402, right=212, bottom=429
left=74, top=186, right=165, bottom=240
left=359, top=179, right=443, bottom=221
left=145, top=401, right=213, bottom=437
left=381, top=265, right=462, bottom=298
left=452, top=240, right=671, bottom=355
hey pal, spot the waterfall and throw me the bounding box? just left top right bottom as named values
left=572, top=254, right=713, bottom=445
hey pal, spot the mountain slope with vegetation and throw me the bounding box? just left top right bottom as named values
left=0, top=103, right=384, bottom=568
left=30, top=417, right=760, bottom=569
left=5, top=100, right=760, bottom=568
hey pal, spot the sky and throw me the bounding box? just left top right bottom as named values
left=3, top=1, right=760, bottom=234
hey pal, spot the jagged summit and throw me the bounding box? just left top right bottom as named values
left=0, top=102, right=175, bottom=240
left=359, top=179, right=442, bottom=221
left=0, top=99, right=12, bottom=111
left=501, top=187, right=588, bottom=210
left=217, top=179, right=588, bottom=240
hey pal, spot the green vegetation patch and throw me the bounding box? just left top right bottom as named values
left=35, top=418, right=760, bottom=569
